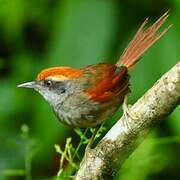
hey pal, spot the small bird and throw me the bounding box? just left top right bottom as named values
left=18, top=12, right=170, bottom=129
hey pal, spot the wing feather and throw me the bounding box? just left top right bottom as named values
left=85, top=64, right=129, bottom=103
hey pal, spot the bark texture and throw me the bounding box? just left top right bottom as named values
left=75, top=62, right=180, bottom=180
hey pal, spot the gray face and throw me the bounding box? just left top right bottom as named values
left=18, top=80, right=71, bottom=107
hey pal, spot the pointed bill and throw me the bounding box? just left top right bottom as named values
left=17, top=81, right=36, bottom=88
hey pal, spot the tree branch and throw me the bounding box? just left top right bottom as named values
left=75, top=62, right=180, bottom=180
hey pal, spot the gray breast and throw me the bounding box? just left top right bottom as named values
left=54, top=92, right=100, bottom=127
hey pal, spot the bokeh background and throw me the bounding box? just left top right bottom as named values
left=0, top=0, right=179, bottom=179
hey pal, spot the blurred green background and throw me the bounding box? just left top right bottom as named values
left=0, top=0, right=179, bottom=179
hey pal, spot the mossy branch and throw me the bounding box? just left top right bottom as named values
left=75, top=62, right=180, bottom=180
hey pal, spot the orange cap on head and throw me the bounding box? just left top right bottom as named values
left=36, top=67, right=82, bottom=81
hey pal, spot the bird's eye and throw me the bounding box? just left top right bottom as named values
left=44, top=80, right=52, bottom=87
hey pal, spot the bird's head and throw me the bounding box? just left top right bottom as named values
left=18, top=67, right=82, bottom=107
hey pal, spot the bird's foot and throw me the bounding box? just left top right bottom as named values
left=123, top=95, right=138, bottom=120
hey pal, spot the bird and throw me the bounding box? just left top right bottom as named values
left=18, top=12, right=171, bottom=131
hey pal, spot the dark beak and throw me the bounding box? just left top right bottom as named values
left=17, top=81, right=36, bottom=89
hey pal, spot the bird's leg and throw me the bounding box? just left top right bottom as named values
left=73, top=128, right=89, bottom=160
left=122, top=95, right=130, bottom=114
left=86, top=125, right=101, bottom=150
left=122, top=95, right=138, bottom=120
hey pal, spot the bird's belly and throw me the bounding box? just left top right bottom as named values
left=54, top=103, right=101, bottom=128
left=54, top=95, right=123, bottom=128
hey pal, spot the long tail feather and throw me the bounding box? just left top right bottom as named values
left=117, top=11, right=172, bottom=69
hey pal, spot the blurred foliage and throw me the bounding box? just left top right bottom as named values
left=0, top=0, right=179, bottom=179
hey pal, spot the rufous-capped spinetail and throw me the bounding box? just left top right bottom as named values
left=18, top=12, right=171, bottom=128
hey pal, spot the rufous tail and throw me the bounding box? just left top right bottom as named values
left=117, top=11, right=172, bottom=69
